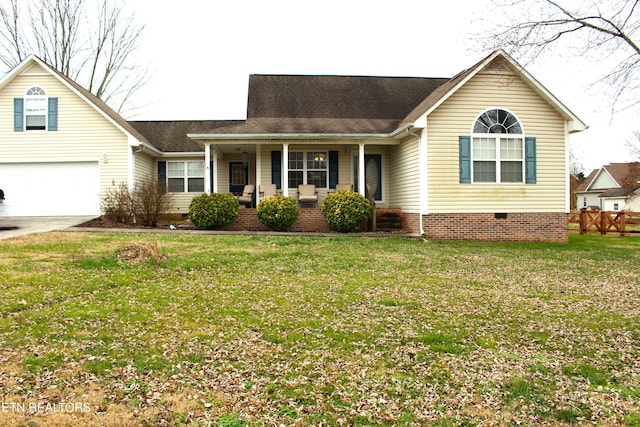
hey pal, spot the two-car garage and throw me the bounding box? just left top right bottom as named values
left=0, top=162, right=100, bottom=217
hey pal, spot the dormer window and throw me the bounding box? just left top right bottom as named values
left=14, top=86, right=58, bottom=132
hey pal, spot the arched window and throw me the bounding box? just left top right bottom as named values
left=24, top=86, right=48, bottom=130
left=471, top=108, right=525, bottom=183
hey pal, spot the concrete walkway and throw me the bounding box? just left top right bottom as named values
left=0, top=216, right=96, bottom=240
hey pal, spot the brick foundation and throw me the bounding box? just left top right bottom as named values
left=421, top=212, right=568, bottom=243
left=220, top=208, right=331, bottom=233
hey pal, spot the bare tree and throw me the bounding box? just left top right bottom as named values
left=0, top=0, right=147, bottom=115
left=477, top=0, right=640, bottom=111
left=626, top=130, right=640, bottom=159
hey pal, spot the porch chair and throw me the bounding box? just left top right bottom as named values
left=236, top=185, right=255, bottom=208
left=259, top=184, right=278, bottom=198
left=298, top=184, right=318, bottom=207
left=335, top=183, right=353, bottom=192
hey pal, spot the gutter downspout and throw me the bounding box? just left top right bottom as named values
left=407, top=126, right=425, bottom=236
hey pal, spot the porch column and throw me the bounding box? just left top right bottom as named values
left=212, top=149, right=218, bottom=193
left=418, top=128, right=428, bottom=235
left=204, top=143, right=211, bottom=193
left=358, top=143, right=365, bottom=197
left=282, top=143, right=289, bottom=197
left=255, top=144, right=262, bottom=204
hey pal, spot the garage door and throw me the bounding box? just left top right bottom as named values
left=0, top=162, right=100, bottom=216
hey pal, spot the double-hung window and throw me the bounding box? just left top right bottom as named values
left=14, top=86, right=58, bottom=132
left=167, top=161, right=204, bottom=193
left=288, top=151, right=328, bottom=188
left=471, top=109, right=525, bottom=183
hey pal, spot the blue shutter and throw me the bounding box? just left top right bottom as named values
left=14, top=98, right=24, bottom=132
left=329, top=150, right=339, bottom=189
left=48, top=97, right=58, bottom=131
left=459, top=136, right=471, bottom=183
left=157, top=161, right=167, bottom=192
left=271, top=151, right=282, bottom=189
left=525, top=137, right=536, bottom=184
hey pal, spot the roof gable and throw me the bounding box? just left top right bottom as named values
left=404, top=50, right=588, bottom=133
left=0, top=55, right=152, bottom=149
left=578, top=162, right=640, bottom=192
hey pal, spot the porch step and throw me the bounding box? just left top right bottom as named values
left=375, top=210, right=404, bottom=232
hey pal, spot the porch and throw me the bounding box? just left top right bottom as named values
left=199, top=140, right=397, bottom=208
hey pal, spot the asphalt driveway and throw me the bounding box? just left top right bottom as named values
left=0, top=216, right=95, bottom=240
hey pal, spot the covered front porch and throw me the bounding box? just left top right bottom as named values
left=200, top=140, right=398, bottom=208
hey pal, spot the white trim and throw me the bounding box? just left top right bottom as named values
left=418, top=128, right=428, bottom=233
left=282, top=143, right=289, bottom=197
left=204, top=143, right=211, bottom=193
left=256, top=144, right=262, bottom=204
left=212, top=150, right=218, bottom=193
left=358, top=144, right=365, bottom=198
left=188, top=133, right=395, bottom=141
left=157, top=151, right=203, bottom=158
left=470, top=107, right=526, bottom=135
left=565, top=121, right=570, bottom=212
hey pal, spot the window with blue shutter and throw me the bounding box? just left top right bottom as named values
left=16, top=87, right=57, bottom=131
left=464, top=108, right=533, bottom=184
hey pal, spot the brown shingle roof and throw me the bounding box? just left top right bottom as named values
left=248, top=74, right=449, bottom=120
left=129, top=120, right=244, bottom=152
left=201, top=74, right=448, bottom=135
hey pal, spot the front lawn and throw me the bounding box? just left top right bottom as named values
left=0, top=232, right=638, bottom=426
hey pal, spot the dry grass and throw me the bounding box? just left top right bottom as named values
left=0, top=231, right=638, bottom=426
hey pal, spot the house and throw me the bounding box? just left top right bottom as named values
left=575, top=163, right=640, bottom=211
left=0, top=50, right=587, bottom=242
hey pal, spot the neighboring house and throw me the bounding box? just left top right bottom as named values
left=575, top=163, right=640, bottom=211
left=1, top=50, right=587, bottom=242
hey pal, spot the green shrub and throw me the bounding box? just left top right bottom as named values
left=321, top=190, right=371, bottom=232
left=188, top=193, right=239, bottom=229
left=256, top=195, right=300, bottom=231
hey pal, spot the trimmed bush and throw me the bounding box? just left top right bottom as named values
left=188, top=193, right=239, bottom=229
left=256, top=195, right=300, bottom=231
left=321, top=190, right=371, bottom=232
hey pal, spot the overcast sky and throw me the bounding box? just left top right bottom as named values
left=128, top=0, right=636, bottom=173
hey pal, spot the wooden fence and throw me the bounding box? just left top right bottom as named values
left=568, top=210, right=640, bottom=236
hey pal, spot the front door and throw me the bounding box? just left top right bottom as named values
left=354, top=154, right=382, bottom=201
left=229, top=162, right=248, bottom=194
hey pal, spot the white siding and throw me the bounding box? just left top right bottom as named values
left=134, top=151, right=154, bottom=185
left=389, top=137, right=420, bottom=212
left=590, top=170, right=619, bottom=190
left=426, top=68, right=568, bottom=213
